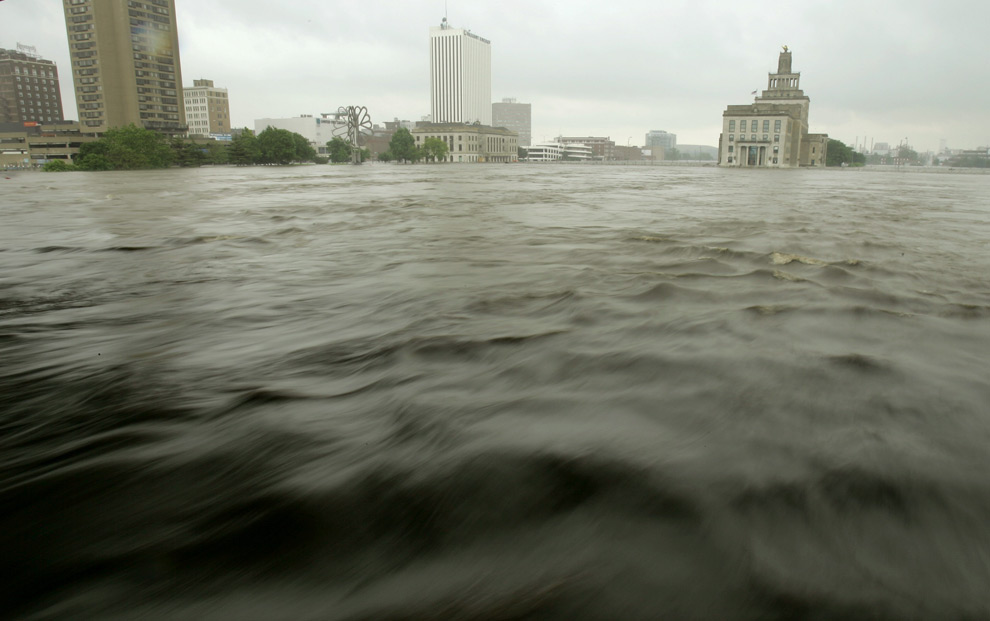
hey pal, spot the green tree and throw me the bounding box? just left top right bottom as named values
left=897, top=145, right=919, bottom=164
left=256, top=127, right=298, bottom=165
left=291, top=133, right=317, bottom=162
left=229, top=129, right=261, bottom=165
left=422, top=137, right=449, bottom=162
left=327, top=136, right=352, bottom=163
left=388, top=128, right=420, bottom=163
left=378, top=150, right=393, bottom=162
left=826, top=139, right=854, bottom=166
left=205, top=140, right=229, bottom=165
left=76, top=124, right=174, bottom=170
left=171, top=138, right=208, bottom=167
left=42, top=159, right=75, bottom=172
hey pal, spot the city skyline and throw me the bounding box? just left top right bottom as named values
left=2, top=0, right=988, bottom=152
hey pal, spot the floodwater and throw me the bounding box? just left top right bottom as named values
left=2, top=164, right=989, bottom=619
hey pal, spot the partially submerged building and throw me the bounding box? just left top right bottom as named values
left=718, top=49, right=827, bottom=168
left=411, top=122, right=517, bottom=162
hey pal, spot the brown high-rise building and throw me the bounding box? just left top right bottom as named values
left=62, top=0, right=186, bottom=134
left=0, top=45, right=65, bottom=124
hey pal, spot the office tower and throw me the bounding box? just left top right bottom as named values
left=62, top=0, right=185, bottom=133
left=429, top=18, right=491, bottom=125
left=183, top=79, right=230, bottom=136
left=0, top=45, right=65, bottom=124
left=492, top=97, right=531, bottom=147
left=645, top=130, right=676, bottom=150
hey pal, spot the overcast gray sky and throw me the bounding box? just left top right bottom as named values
left=2, top=0, right=988, bottom=152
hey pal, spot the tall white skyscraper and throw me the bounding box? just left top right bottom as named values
left=429, top=18, right=491, bottom=125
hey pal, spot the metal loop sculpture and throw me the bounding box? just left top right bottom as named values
left=332, top=106, right=372, bottom=164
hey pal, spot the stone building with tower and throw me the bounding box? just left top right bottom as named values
left=718, top=48, right=827, bottom=168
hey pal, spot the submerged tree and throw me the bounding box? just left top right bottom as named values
left=327, top=136, right=352, bottom=163
left=388, top=128, right=420, bottom=163
left=75, top=124, right=174, bottom=170
left=421, top=137, right=449, bottom=162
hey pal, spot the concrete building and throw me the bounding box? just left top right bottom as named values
left=429, top=18, right=491, bottom=125
left=183, top=79, right=230, bottom=137
left=253, top=113, right=346, bottom=155
left=524, top=142, right=592, bottom=162
left=0, top=45, right=65, bottom=125
left=718, top=48, right=827, bottom=168
left=62, top=0, right=186, bottom=134
left=645, top=130, right=676, bottom=151
left=557, top=136, right=615, bottom=161
left=411, top=122, right=517, bottom=162
left=0, top=120, right=98, bottom=168
left=492, top=98, right=531, bottom=147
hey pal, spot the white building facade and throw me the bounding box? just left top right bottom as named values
left=253, top=114, right=345, bottom=154
left=429, top=18, right=491, bottom=126
left=525, top=142, right=592, bottom=162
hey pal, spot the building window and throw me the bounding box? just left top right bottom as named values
left=774, top=135, right=779, bottom=143
left=772, top=158, right=778, bottom=164
left=727, top=157, right=733, bottom=163
left=773, top=146, right=779, bottom=153
left=728, top=134, right=734, bottom=142
left=774, top=120, right=781, bottom=132
left=763, top=120, right=770, bottom=132
left=763, top=134, right=768, bottom=141
left=751, top=135, right=756, bottom=141
left=751, top=120, right=759, bottom=132
left=728, top=120, right=735, bottom=131
left=728, top=146, right=734, bottom=153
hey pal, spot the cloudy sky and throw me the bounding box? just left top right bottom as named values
left=2, top=0, right=988, bottom=152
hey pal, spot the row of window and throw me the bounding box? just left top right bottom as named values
left=728, top=119, right=783, bottom=133
left=11, top=67, right=56, bottom=78
left=727, top=134, right=780, bottom=143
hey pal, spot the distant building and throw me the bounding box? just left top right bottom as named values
left=411, top=122, right=517, bottom=162
left=645, top=130, right=676, bottom=151
left=557, top=136, right=615, bottom=160
left=62, top=0, right=186, bottom=134
left=676, top=144, right=719, bottom=160
left=613, top=145, right=643, bottom=161
left=492, top=98, right=531, bottom=147
left=254, top=114, right=346, bottom=154
left=525, top=142, right=592, bottom=162
left=183, top=79, right=230, bottom=137
left=0, top=45, right=65, bottom=124
left=430, top=18, right=491, bottom=125
left=718, top=48, right=827, bottom=168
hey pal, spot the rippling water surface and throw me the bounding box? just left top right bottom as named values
left=2, top=164, right=990, bottom=619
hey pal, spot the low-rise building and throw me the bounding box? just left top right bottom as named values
left=557, top=136, right=614, bottom=161
left=525, top=142, right=592, bottom=162
left=0, top=120, right=98, bottom=168
left=718, top=48, right=827, bottom=168
left=411, top=122, right=517, bottom=162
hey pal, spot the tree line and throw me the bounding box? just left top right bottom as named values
left=42, top=125, right=464, bottom=172
left=42, top=124, right=335, bottom=171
